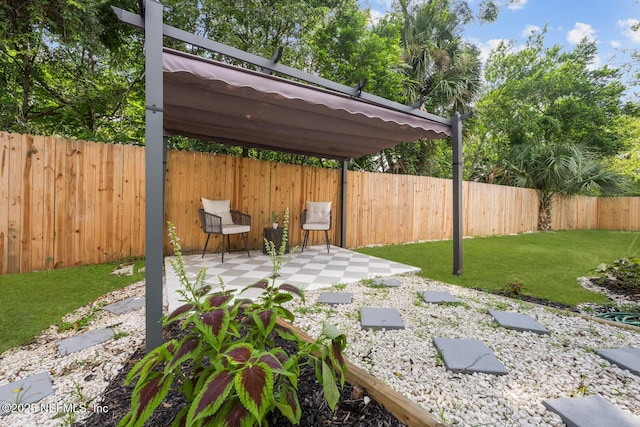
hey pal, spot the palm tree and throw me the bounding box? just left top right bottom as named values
left=499, top=142, right=628, bottom=231
left=398, top=0, right=481, bottom=116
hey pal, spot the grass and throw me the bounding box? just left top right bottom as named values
left=0, top=260, right=145, bottom=354
left=356, top=229, right=639, bottom=306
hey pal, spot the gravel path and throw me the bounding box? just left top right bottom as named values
left=1, top=275, right=639, bottom=426
left=284, top=275, right=640, bottom=426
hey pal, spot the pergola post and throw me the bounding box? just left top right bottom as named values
left=452, top=112, right=463, bottom=276
left=144, top=0, right=165, bottom=352
left=341, top=160, right=348, bottom=248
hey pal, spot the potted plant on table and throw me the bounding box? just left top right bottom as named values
left=271, top=211, right=278, bottom=229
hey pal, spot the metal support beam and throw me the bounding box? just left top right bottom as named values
left=341, top=161, right=348, bottom=248
left=111, top=5, right=451, bottom=127
left=452, top=112, right=463, bottom=276
left=260, top=46, right=283, bottom=74
left=144, top=0, right=165, bottom=352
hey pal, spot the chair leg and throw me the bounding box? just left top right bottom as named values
left=202, top=234, right=211, bottom=258
left=227, top=235, right=231, bottom=253
left=221, top=234, right=225, bottom=263
left=324, top=230, right=330, bottom=253
left=302, top=230, right=309, bottom=252
left=241, top=233, right=250, bottom=258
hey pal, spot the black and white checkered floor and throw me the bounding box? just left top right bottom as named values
left=164, top=245, right=420, bottom=311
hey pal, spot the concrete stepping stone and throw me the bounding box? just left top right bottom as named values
left=0, top=372, right=54, bottom=415
left=372, top=278, right=401, bottom=287
left=598, top=348, right=640, bottom=376
left=103, top=296, right=144, bottom=314
left=360, top=307, right=405, bottom=330
left=421, top=291, right=460, bottom=304
left=56, top=328, right=115, bottom=356
left=110, top=264, right=134, bottom=276
left=543, top=395, right=640, bottom=427
left=432, top=337, right=508, bottom=375
left=489, top=310, right=549, bottom=335
left=317, top=292, right=352, bottom=305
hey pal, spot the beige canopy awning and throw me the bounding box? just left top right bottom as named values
left=162, top=49, right=451, bottom=160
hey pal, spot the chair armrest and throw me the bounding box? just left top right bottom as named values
left=198, top=209, right=223, bottom=233
left=231, top=210, right=251, bottom=226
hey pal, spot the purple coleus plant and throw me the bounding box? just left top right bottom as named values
left=119, top=220, right=347, bottom=427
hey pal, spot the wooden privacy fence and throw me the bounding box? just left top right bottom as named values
left=2, top=132, right=639, bottom=274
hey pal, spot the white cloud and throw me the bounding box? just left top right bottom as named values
left=611, top=40, right=622, bottom=49
left=617, top=18, right=640, bottom=44
left=468, top=38, right=511, bottom=63
left=567, top=22, right=597, bottom=44
left=522, top=24, right=541, bottom=38
left=506, top=0, right=528, bottom=11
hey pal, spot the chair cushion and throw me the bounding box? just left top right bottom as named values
left=202, top=198, right=234, bottom=225
left=302, top=222, right=330, bottom=231
left=306, top=201, right=331, bottom=225
left=221, top=224, right=250, bottom=235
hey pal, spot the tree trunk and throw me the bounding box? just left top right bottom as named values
left=538, top=196, right=553, bottom=231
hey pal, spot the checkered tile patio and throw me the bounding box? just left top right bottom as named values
left=164, top=245, right=419, bottom=312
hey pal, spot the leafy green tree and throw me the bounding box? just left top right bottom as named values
left=605, top=113, right=640, bottom=195
left=358, top=0, right=491, bottom=176
left=477, top=30, right=626, bottom=156
left=498, top=142, right=628, bottom=231
left=0, top=0, right=144, bottom=142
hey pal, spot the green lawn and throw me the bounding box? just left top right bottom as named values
left=356, top=229, right=639, bottom=306
left=0, top=261, right=145, bottom=354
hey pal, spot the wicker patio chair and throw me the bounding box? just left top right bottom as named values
left=300, top=201, right=332, bottom=253
left=198, top=198, right=251, bottom=262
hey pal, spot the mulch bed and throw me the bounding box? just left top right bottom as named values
left=75, top=323, right=406, bottom=427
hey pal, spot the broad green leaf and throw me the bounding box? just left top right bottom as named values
left=125, top=341, right=173, bottom=385
left=242, top=279, right=269, bottom=293
left=226, top=343, right=253, bottom=364
left=252, top=309, right=276, bottom=337
left=205, top=292, right=233, bottom=309
left=258, top=352, right=284, bottom=372
left=235, top=362, right=273, bottom=421
left=165, top=337, right=201, bottom=373
left=187, top=370, right=234, bottom=425
left=195, top=308, right=230, bottom=348
left=321, top=359, right=340, bottom=410
left=278, top=283, right=305, bottom=301
left=128, top=372, right=172, bottom=426
left=272, top=384, right=301, bottom=424
left=164, top=303, right=195, bottom=324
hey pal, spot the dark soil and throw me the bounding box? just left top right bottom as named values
left=487, top=277, right=640, bottom=315
left=75, top=323, right=406, bottom=427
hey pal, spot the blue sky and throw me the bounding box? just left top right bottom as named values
left=360, top=0, right=640, bottom=97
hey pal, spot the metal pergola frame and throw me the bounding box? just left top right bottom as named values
left=113, top=0, right=464, bottom=352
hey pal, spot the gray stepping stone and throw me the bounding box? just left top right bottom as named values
left=374, top=278, right=401, bottom=287
left=360, top=307, right=405, bottom=330
left=421, top=291, right=460, bottom=304
left=110, top=264, right=134, bottom=276
left=543, top=395, right=640, bottom=427
left=317, top=292, right=352, bottom=305
left=489, top=310, right=549, bottom=335
left=0, top=372, right=54, bottom=415
left=432, top=337, right=508, bottom=375
left=598, top=348, right=640, bottom=376
left=56, top=328, right=115, bottom=356
left=103, top=297, right=144, bottom=314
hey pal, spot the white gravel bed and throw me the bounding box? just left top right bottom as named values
left=2, top=275, right=639, bottom=426
left=0, top=281, right=146, bottom=427
left=284, top=274, right=640, bottom=426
